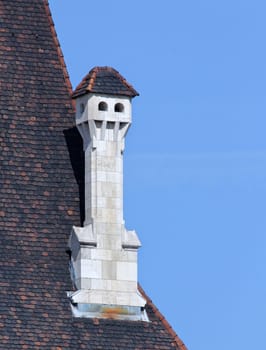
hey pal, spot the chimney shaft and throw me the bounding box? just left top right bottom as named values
left=68, top=67, right=146, bottom=319
left=80, top=95, right=131, bottom=228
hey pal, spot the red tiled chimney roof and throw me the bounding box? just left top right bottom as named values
left=72, top=66, right=139, bottom=98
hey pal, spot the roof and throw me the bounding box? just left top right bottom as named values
left=72, top=66, right=139, bottom=98
left=0, top=0, right=187, bottom=349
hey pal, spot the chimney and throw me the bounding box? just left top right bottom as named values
left=68, top=67, right=147, bottom=320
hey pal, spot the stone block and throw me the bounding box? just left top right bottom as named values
left=95, top=171, right=107, bottom=182
left=81, top=259, right=102, bottom=279
left=94, top=222, right=123, bottom=235
left=97, top=182, right=119, bottom=198
left=115, top=292, right=131, bottom=306
left=95, top=208, right=122, bottom=224
left=96, top=156, right=117, bottom=172
left=79, top=278, right=91, bottom=290
left=80, top=246, right=92, bottom=259
left=106, top=197, right=122, bottom=209
left=91, top=278, right=112, bottom=291
left=102, top=260, right=117, bottom=280
left=89, top=292, right=103, bottom=304
left=105, top=142, right=117, bottom=157
left=117, top=261, right=137, bottom=281
left=97, top=234, right=121, bottom=250
left=111, top=280, right=136, bottom=292
left=91, top=248, right=112, bottom=261
left=106, top=172, right=122, bottom=184
left=112, top=249, right=137, bottom=262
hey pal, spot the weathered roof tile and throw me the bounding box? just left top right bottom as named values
left=0, top=1, right=186, bottom=349
left=72, top=66, right=139, bottom=98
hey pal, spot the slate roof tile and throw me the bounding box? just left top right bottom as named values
left=0, top=0, right=187, bottom=349
left=72, top=66, right=139, bottom=98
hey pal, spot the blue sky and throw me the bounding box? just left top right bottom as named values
left=50, top=1, right=266, bottom=349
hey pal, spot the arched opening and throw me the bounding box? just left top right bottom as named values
left=114, top=103, right=124, bottom=113
left=98, top=101, right=108, bottom=111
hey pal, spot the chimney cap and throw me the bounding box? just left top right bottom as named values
left=72, top=66, right=139, bottom=99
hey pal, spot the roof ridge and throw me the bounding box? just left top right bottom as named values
left=44, top=0, right=75, bottom=109
left=87, top=68, right=98, bottom=91
left=138, top=284, right=188, bottom=350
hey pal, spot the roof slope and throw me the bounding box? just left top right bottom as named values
left=72, top=66, right=139, bottom=98
left=0, top=1, right=187, bottom=349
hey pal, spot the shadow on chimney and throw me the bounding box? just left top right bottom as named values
left=64, top=127, right=85, bottom=226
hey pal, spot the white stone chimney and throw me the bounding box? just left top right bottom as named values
left=68, top=67, right=146, bottom=320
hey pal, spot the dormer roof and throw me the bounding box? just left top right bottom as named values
left=72, top=66, right=139, bottom=98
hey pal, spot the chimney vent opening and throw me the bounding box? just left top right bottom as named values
left=98, top=101, right=108, bottom=111
left=114, top=103, right=124, bottom=113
